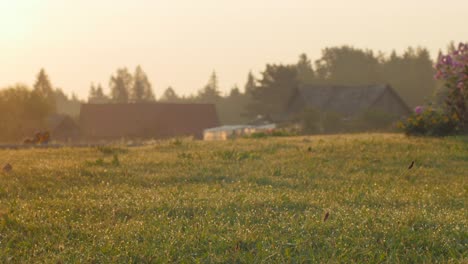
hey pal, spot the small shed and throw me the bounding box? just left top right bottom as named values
left=47, top=114, right=81, bottom=142
left=203, top=125, right=250, bottom=140
left=203, top=124, right=276, bottom=140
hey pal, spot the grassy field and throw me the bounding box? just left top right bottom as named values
left=0, top=134, right=466, bottom=263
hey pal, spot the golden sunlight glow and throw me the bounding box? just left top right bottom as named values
left=0, top=0, right=467, bottom=99
left=0, top=1, right=40, bottom=41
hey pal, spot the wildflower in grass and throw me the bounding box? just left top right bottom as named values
left=414, top=106, right=424, bottom=114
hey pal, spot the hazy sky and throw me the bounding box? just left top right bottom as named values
left=1, top=0, right=467, bottom=99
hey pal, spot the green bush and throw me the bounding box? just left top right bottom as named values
left=398, top=108, right=459, bottom=136
left=249, top=132, right=268, bottom=138
left=248, top=129, right=295, bottom=139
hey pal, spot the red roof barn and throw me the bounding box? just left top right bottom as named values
left=79, top=103, right=219, bottom=140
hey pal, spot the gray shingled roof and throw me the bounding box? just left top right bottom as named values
left=295, top=84, right=403, bottom=116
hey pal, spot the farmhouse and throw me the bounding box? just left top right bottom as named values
left=287, top=84, right=411, bottom=118
left=80, top=103, right=219, bottom=140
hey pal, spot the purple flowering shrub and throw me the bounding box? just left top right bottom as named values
left=400, top=42, right=468, bottom=136
left=436, top=42, right=468, bottom=129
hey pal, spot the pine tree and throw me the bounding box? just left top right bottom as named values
left=109, top=68, right=132, bottom=103
left=296, top=53, right=315, bottom=84
left=89, top=83, right=108, bottom=103
left=88, top=83, right=97, bottom=102
left=197, top=71, right=221, bottom=103
left=381, top=47, right=436, bottom=107
left=132, top=65, right=154, bottom=102
left=229, top=85, right=241, bottom=98
left=244, top=71, right=256, bottom=97
left=71, top=93, right=79, bottom=102
left=95, top=84, right=107, bottom=101
left=246, top=64, right=299, bottom=118
left=160, top=86, right=179, bottom=102
left=33, top=68, right=56, bottom=112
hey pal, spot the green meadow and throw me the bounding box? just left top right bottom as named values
left=0, top=134, right=466, bottom=263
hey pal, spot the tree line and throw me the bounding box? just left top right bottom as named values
left=87, top=45, right=439, bottom=109
left=87, top=67, right=223, bottom=104
left=152, top=45, right=439, bottom=124
left=88, top=66, right=155, bottom=103
left=0, top=44, right=451, bottom=141
left=87, top=45, right=439, bottom=124
left=0, top=69, right=80, bottom=140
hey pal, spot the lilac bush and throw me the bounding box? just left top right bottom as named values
left=435, top=42, right=468, bottom=131
left=400, top=42, right=467, bottom=136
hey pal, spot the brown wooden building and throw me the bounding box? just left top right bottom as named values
left=79, top=103, right=219, bottom=140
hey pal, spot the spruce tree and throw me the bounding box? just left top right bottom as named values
left=109, top=68, right=132, bottom=103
